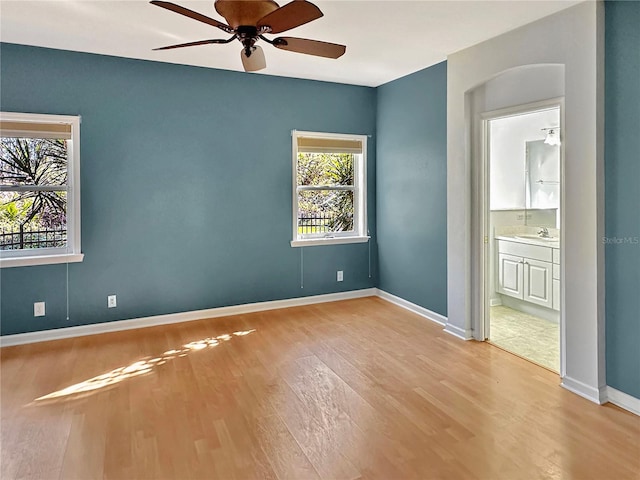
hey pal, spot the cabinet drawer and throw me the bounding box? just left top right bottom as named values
left=497, top=240, right=553, bottom=262
left=553, top=248, right=560, bottom=264
left=553, top=264, right=560, bottom=280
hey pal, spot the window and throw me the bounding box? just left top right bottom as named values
left=292, top=131, right=368, bottom=247
left=0, top=112, right=83, bottom=267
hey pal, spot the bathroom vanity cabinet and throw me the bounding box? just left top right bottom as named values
left=496, top=238, right=560, bottom=311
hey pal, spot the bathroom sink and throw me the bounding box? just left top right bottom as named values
left=515, top=234, right=559, bottom=242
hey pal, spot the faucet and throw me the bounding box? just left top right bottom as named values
left=538, top=227, right=550, bottom=238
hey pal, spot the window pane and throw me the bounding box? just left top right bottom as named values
left=297, top=152, right=354, bottom=187
left=0, top=191, right=67, bottom=250
left=1, top=137, right=68, bottom=186
left=298, top=190, right=354, bottom=234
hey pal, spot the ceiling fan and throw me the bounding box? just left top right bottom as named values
left=150, top=0, right=346, bottom=72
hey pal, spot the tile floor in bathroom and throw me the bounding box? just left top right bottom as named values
left=489, top=305, right=559, bottom=372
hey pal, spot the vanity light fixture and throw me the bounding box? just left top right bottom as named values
left=542, top=127, right=561, bottom=146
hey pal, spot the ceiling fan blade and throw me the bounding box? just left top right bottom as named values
left=257, top=1, right=323, bottom=34
left=153, top=39, right=232, bottom=51
left=241, top=45, right=267, bottom=72
left=150, top=1, right=232, bottom=33
left=273, top=37, right=345, bottom=59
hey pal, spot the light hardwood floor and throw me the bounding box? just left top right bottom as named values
left=1, top=297, right=639, bottom=479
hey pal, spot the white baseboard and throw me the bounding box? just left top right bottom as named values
left=0, top=288, right=377, bottom=347
left=443, top=323, right=474, bottom=341
left=1, top=288, right=450, bottom=347
left=363, top=289, right=474, bottom=341
left=375, top=289, right=447, bottom=326
left=603, top=386, right=640, bottom=416
left=561, top=376, right=604, bottom=404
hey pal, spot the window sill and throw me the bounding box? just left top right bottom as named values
left=291, top=236, right=370, bottom=247
left=0, top=253, right=84, bottom=269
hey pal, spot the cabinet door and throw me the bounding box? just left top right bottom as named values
left=497, top=253, right=523, bottom=299
left=524, top=258, right=553, bottom=308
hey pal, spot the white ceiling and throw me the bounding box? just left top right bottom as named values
left=0, top=0, right=581, bottom=87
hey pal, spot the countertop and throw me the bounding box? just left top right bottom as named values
left=496, top=234, right=560, bottom=249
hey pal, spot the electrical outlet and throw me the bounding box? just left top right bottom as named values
left=337, top=270, right=344, bottom=282
left=108, top=295, right=117, bottom=308
left=34, top=302, right=45, bottom=317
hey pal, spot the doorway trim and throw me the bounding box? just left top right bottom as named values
left=475, top=97, right=565, bottom=376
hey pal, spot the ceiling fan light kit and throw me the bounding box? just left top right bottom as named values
left=241, top=45, right=266, bottom=71
left=150, top=0, right=346, bottom=72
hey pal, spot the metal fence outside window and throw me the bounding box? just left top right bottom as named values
left=298, top=214, right=335, bottom=234
left=0, top=225, right=67, bottom=250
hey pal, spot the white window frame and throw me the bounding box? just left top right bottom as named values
left=291, top=130, right=369, bottom=247
left=0, top=112, right=83, bottom=268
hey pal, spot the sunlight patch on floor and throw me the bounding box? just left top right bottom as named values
left=30, top=329, right=256, bottom=404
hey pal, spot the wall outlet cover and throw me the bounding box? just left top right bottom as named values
left=34, top=302, right=45, bottom=317
left=108, top=295, right=117, bottom=308
left=337, top=270, right=344, bottom=282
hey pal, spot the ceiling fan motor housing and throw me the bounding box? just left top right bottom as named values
left=236, top=25, right=260, bottom=56
left=215, top=0, right=280, bottom=29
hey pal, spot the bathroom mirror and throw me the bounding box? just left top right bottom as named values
left=525, top=138, right=560, bottom=229
left=526, top=140, right=560, bottom=210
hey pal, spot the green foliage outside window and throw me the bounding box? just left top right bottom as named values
left=297, top=152, right=354, bottom=233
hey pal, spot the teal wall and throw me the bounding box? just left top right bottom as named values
left=0, top=43, right=377, bottom=335
left=375, top=62, right=447, bottom=316
left=604, top=1, right=640, bottom=399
